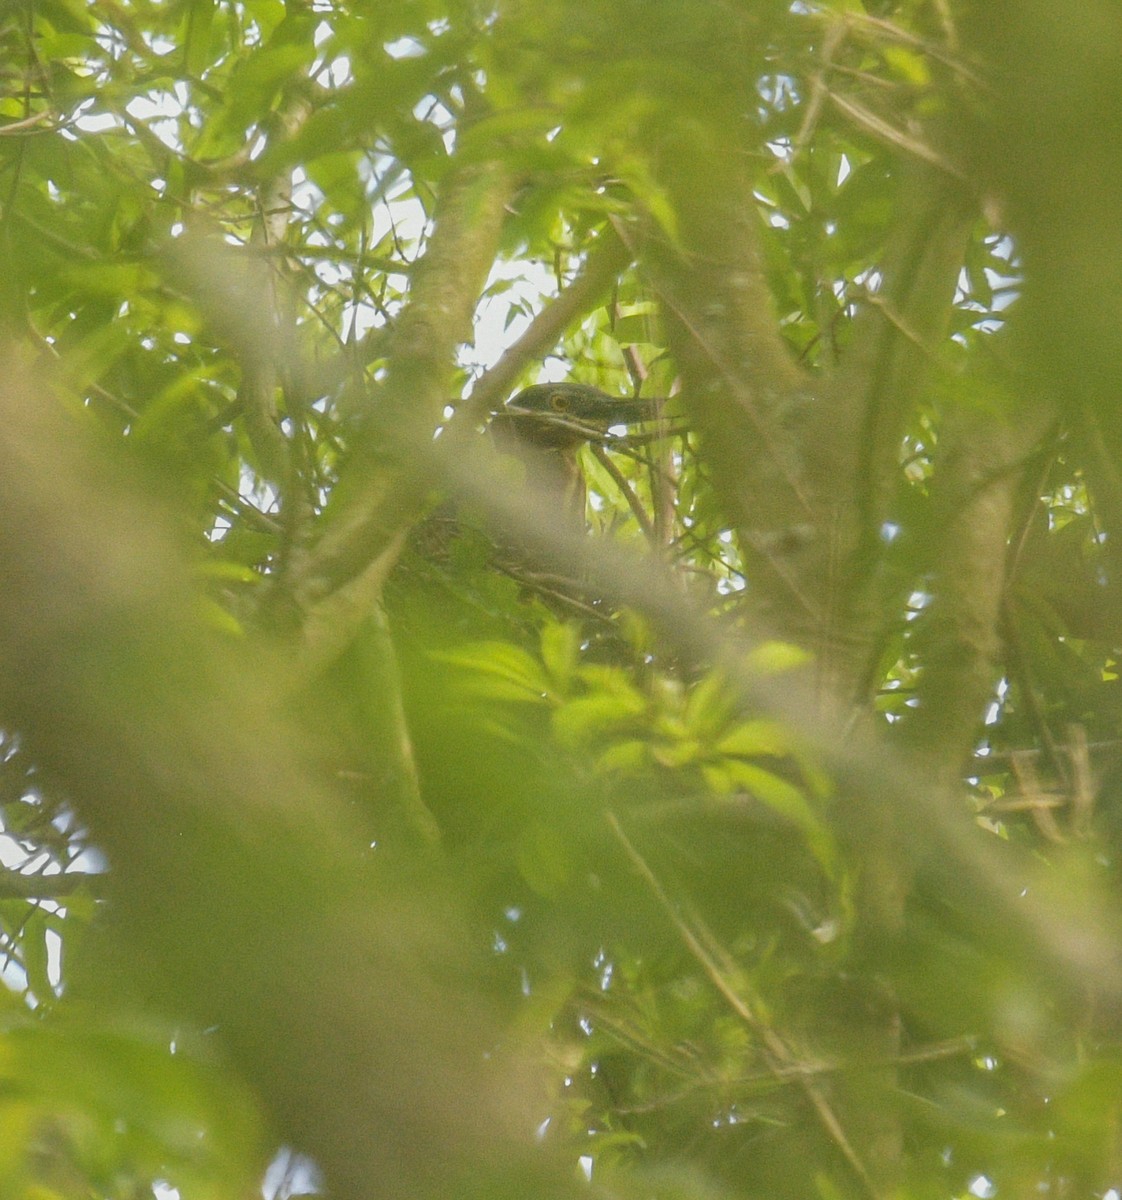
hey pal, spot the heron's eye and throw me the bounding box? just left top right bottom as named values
left=549, top=391, right=569, bottom=412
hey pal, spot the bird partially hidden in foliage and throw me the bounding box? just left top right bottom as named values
left=493, top=382, right=658, bottom=449
left=484, top=382, right=665, bottom=617
left=490, top=383, right=659, bottom=529
left=398, top=383, right=664, bottom=632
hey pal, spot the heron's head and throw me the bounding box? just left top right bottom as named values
left=495, top=383, right=656, bottom=448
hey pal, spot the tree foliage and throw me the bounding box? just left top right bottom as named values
left=1, top=2, right=1121, bottom=1199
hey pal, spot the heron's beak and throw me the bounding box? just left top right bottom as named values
left=598, top=398, right=658, bottom=426
left=495, top=397, right=658, bottom=431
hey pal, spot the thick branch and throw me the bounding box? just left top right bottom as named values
left=455, top=229, right=633, bottom=426
left=0, top=354, right=551, bottom=1200
left=637, top=128, right=811, bottom=537
left=902, top=393, right=1054, bottom=776
left=813, top=167, right=978, bottom=706
left=636, top=122, right=822, bottom=649
left=296, top=161, right=514, bottom=609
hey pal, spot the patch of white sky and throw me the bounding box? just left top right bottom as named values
left=759, top=120, right=1022, bottom=339
left=262, top=1147, right=323, bottom=1200
left=968, top=1174, right=996, bottom=1199
left=0, top=791, right=103, bottom=999
left=65, top=15, right=613, bottom=544
left=466, top=257, right=570, bottom=383
left=983, top=677, right=1010, bottom=728
left=955, top=234, right=1021, bottom=337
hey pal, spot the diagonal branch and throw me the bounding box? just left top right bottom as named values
left=293, top=161, right=515, bottom=611
left=606, top=811, right=880, bottom=1200
left=452, top=230, right=633, bottom=428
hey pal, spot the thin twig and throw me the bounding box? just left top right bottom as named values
left=0, top=110, right=56, bottom=135
left=589, top=443, right=657, bottom=544
left=828, top=91, right=967, bottom=180
left=606, top=811, right=880, bottom=1200
left=609, top=1035, right=976, bottom=1115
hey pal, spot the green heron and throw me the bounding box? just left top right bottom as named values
left=491, top=383, right=658, bottom=526
left=496, top=383, right=657, bottom=446
left=403, top=384, right=664, bottom=626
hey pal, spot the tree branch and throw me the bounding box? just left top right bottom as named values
left=0, top=351, right=552, bottom=1200
left=295, top=160, right=515, bottom=610
left=454, top=229, right=633, bottom=427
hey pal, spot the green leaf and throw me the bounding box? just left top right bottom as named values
left=515, top=822, right=572, bottom=898
left=596, top=739, right=651, bottom=773
left=720, top=760, right=835, bottom=873
left=21, top=909, right=53, bottom=1002
left=540, top=621, right=580, bottom=692
left=683, top=670, right=734, bottom=738
left=437, top=642, right=554, bottom=702
left=715, top=718, right=792, bottom=759
left=552, top=689, right=648, bottom=746
left=182, top=0, right=217, bottom=78
left=745, top=640, right=813, bottom=675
